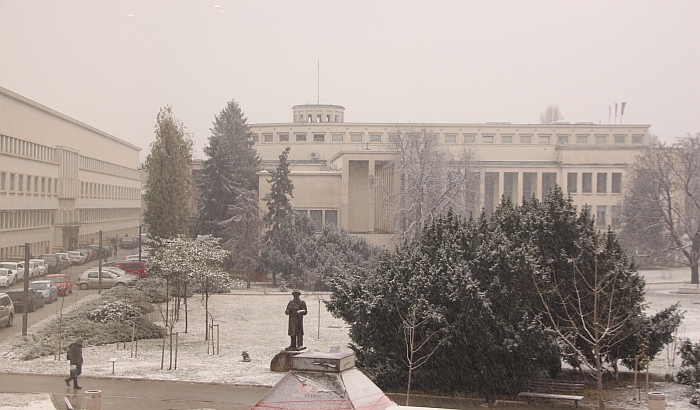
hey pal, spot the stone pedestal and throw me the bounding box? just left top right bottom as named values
left=270, top=348, right=308, bottom=372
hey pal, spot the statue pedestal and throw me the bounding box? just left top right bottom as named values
left=270, top=348, right=308, bottom=372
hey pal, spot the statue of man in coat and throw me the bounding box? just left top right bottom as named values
left=285, top=290, right=307, bottom=350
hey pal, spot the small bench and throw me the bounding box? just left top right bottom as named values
left=518, top=379, right=585, bottom=408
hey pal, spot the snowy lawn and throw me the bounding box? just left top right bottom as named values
left=0, top=289, right=351, bottom=387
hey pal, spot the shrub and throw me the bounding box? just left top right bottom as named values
left=676, top=339, right=700, bottom=405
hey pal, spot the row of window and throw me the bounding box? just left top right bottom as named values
left=578, top=204, right=622, bottom=228
left=0, top=172, right=58, bottom=195
left=78, top=208, right=141, bottom=223
left=295, top=209, right=338, bottom=230
left=253, top=132, right=645, bottom=145
left=80, top=182, right=140, bottom=200
left=296, top=113, right=344, bottom=123
left=0, top=210, right=53, bottom=231
left=0, top=134, right=56, bottom=162
left=567, top=172, right=622, bottom=194
left=0, top=241, right=50, bottom=261
left=80, top=156, right=141, bottom=180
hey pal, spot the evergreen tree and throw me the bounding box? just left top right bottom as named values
left=144, top=106, right=193, bottom=239
left=263, top=147, right=294, bottom=231
left=193, top=100, right=261, bottom=238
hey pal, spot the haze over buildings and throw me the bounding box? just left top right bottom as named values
left=1, top=1, right=698, bottom=162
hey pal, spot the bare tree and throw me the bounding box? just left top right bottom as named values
left=621, top=133, right=700, bottom=284
left=530, top=249, right=643, bottom=410
left=539, top=105, right=564, bottom=124
left=379, top=125, right=479, bottom=242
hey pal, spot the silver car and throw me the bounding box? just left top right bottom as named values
left=77, top=269, right=137, bottom=290
left=0, top=268, right=18, bottom=288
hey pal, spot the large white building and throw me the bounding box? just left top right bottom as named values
left=0, top=87, right=142, bottom=260
left=252, top=104, right=650, bottom=247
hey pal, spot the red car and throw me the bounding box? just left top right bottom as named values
left=103, top=261, right=147, bottom=279
left=44, top=274, right=73, bottom=296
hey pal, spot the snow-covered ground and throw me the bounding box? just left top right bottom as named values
left=0, top=267, right=698, bottom=409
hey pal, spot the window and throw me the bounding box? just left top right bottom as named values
left=583, top=205, right=592, bottom=215
left=310, top=210, right=323, bottom=229
left=325, top=210, right=338, bottom=227
left=263, top=134, right=273, bottom=142
left=0, top=172, right=5, bottom=190
left=520, top=135, right=532, bottom=143
left=278, top=133, right=289, bottom=142
left=612, top=173, right=622, bottom=193
left=582, top=173, right=592, bottom=193
left=308, top=114, right=313, bottom=123
left=295, top=133, right=307, bottom=142
left=567, top=173, right=577, bottom=193
left=313, top=134, right=325, bottom=142
left=370, top=133, right=382, bottom=142
left=482, top=135, right=494, bottom=143
left=557, top=135, right=570, bottom=144
left=501, top=135, right=513, bottom=143
left=18, top=175, right=23, bottom=192
left=10, top=174, right=15, bottom=191
left=316, top=114, right=322, bottom=123
left=34, top=176, right=38, bottom=192
left=611, top=205, right=621, bottom=227
left=332, top=133, right=343, bottom=142
left=576, top=135, right=589, bottom=144
left=444, top=134, right=457, bottom=143
left=597, top=173, right=607, bottom=193
left=252, top=134, right=259, bottom=143
left=614, top=135, right=626, bottom=144
left=26, top=176, right=31, bottom=192
left=538, top=135, right=551, bottom=144
left=595, top=135, right=607, bottom=144
left=351, top=133, right=363, bottom=142
left=596, top=206, right=607, bottom=227
left=632, top=135, right=644, bottom=144
left=41, top=177, right=45, bottom=193
left=463, top=134, right=476, bottom=143
left=326, top=114, right=330, bottom=122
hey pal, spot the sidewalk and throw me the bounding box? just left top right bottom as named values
left=0, top=373, right=269, bottom=410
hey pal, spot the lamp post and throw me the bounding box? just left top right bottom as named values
left=138, top=225, right=143, bottom=262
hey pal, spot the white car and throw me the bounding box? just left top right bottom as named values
left=77, top=269, right=137, bottom=289
left=67, top=251, right=86, bottom=265
left=0, top=268, right=18, bottom=287
left=55, top=253, right=73, bottom=267
left=29, top=259, right=47, bottom=277
left=27, top=261, right=41, bottom=278
left=0, top=262, right=25, bottom=281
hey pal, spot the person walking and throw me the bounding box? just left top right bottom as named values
left=65, top=338, right=83, bottom=389
left=480, top=361, right=497, bottom=407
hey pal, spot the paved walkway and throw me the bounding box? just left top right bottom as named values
left=0, top=373, right=269, bottom=410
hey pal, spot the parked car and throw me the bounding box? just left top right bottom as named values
left=44, top=273, right=73, bottom=296
left=0, top=268, right=18, bottom=287
left=29, top=259, right=47, bottom=276
left=120, top=237, right=139, bottom=249
left=67, top=251, right=86, bottom=265
left=38, top=254, right=62, bottom=274
left=103, top=261, right=147, bottom=279
left=0, top=262, right=25, bottom=281
left=27, top=261, right=41, bottom=278
left=76, top=249, right=93, bottom=262
left=0, top=293, right=14, bottom=327
left=6, top=288, right=45, bottom=312
left=124, top=254, right=151, bottom=264
left=77, top=269, right=137, bottom=290
left=29, top=280, right=59, bottom=304
left=55, top=253, right=72, bottom=267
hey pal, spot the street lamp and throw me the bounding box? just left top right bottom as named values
left=138, top=225, right=145, bottom=262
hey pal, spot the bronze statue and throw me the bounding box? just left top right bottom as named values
left=285, top=290, right=307, bottom=350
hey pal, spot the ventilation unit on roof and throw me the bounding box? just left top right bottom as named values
left=310, top=151, right=319, bottom=159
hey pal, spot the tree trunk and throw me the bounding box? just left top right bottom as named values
left=691, top=263, right=698, bottom=285
left=184, top=282, right=188, bottom=333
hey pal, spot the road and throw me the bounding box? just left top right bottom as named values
left=0, top=247, right=138, bottom=344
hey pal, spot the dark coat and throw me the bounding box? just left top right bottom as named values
left=67, top=342, right=83, bottom=367
left=285, top=297, right=307, bottom=336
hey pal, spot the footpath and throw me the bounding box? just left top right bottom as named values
left=0, top=373, right=269, bottom=410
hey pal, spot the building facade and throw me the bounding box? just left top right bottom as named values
left=252, top=104, right=650, bottom=247
left=0, top=87, right=142, bottom=260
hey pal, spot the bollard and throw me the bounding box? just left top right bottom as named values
left=648, top=392, right=665, bottom=410
left=84, top=390, right=102, bottom=410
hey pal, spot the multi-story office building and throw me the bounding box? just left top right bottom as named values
left=251, top=104, right=649, bottom=247
left=0, top=87, right=141, bottom=260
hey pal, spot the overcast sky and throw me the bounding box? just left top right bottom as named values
left=1, top=1, right=698, bottom=162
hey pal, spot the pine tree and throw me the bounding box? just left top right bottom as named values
left=263, top=147, right=294, bottom=231
left=144, top=106, right=193, bottom=240
left=193, top=100, right=261, bottom=238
